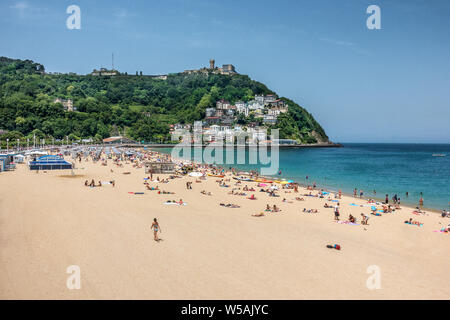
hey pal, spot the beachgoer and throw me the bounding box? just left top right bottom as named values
left=361, top=213, right=369, bottom=225
left=151, top=218, right=161, bottom=241
left=252, top=212, right=265, bottom=217
left=334, top=203, right=340, bottom=221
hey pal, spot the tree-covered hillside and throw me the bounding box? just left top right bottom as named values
left=0, top=57, right=329, bottom=146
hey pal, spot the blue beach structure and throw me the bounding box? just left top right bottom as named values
left=28, top=155, right=73, bottom=170
left=0, top=154, right=17, bottom=171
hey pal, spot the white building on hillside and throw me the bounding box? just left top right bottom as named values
left=247, top=100, right=264, bottom=110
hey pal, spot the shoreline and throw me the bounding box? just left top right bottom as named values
left=155, top=148, right=443, bottom=214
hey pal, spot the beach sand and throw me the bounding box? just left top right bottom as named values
left=0, top=157, right=449, bottom=299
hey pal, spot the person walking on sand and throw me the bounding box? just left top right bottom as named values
left=151, top=218, right=161, bottom=241
left=334, top=203, right=340, bottom=221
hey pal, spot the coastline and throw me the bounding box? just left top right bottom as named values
left=0, top=148, right=448, bottom=299
left=113, top=142, right=343, bottom=148
left=155, top=147, right=443, bottom=214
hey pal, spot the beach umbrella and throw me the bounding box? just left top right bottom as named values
left=189, top=172, right=202, bottom=177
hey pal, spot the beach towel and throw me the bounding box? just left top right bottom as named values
left=405, top=222, right=423, bottom=227
left=349, top=203, right=359, bottom=207
left=164, top=202, right=187, bottom=206
left=335, top=221, right=360, bottom=226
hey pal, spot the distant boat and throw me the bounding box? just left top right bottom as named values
left=432, top=154, right=446, bottom=157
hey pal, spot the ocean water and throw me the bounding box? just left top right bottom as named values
left=155, top=143, right=450, bottom=211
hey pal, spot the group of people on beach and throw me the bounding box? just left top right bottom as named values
left=78, top=146, right=447, bottom=245
left=84, top=179, right=115, bottom=187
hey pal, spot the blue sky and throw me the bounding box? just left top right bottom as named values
left=1, top=0, right=449, bottom=143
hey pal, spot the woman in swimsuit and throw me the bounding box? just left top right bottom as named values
left=151, top=218, right=161, bottom=241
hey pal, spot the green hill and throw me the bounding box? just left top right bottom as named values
left=0, top=57, right=329, bottom=145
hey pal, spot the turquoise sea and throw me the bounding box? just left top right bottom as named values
left=156, top=143, right=450, bottom=211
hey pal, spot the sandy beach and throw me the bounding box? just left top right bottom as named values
left=0, top=151, right=449, bottom=299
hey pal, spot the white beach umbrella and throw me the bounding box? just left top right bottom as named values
left=188, top=172, right=202, bottom=177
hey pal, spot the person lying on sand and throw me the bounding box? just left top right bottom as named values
left=158, top=190, right=174, bottom=194
left=404, top=218, right=422, bottom=226
left=220, top=203, right=241, bottom=208
left=252, top=212, right=265, bottom=217
left=296, top=197, right=305, bottom=201
left=303, top=208, right=318, bottom=213
left=282, top=198, right=293, bottom=203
